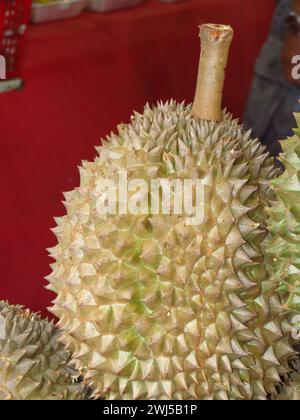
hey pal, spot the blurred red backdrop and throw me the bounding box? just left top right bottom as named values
left=0, top=0, right=276, bottom=317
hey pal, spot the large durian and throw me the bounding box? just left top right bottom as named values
left=264, top=115, right=300, bottom=313
left=0, top=301, right=85, bottom=400
left=47, top=24, right=297, bottom=400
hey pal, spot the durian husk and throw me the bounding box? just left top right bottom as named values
left=46, top=99, right=297, bottom=400
left=264, top=113, right=300, bottom=313
left=0, top=301, right=86, bottom=400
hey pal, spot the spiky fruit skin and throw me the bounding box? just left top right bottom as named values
left=272, top=360, right=300, bottom=400
left=264, top=115, right=300, bottom=313
left=0, top=301, right=85, bottom=400
left=47, top=101, right=296, bottom=400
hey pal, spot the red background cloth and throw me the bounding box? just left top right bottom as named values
left=0, top=0, right=275, bottom=317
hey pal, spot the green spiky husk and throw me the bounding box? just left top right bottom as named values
left=264, top=114, right=300, bottom=313
left=47, top=101, right=296, bottom=400
left=0, top=301, right=86, bottom=400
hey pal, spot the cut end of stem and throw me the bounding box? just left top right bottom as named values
left=192, top=23, right=234, bottom=122
left=202, top=23, right=233, bottom=41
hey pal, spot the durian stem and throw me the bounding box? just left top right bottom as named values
left=192, top=24, right=234, bottom=122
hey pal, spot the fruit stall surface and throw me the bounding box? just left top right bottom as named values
left=0, top=0, right=275, bottom=317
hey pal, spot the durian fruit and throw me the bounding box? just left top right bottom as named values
left=0, top=301, right=86, bottom=400
left=273, top=359, right=300, bottom=400
left=264, top=114, right=300, bottom=313
left=47, top=24, right=297, bottom=400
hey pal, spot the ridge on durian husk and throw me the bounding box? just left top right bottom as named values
left=47, top=101, right=296, bottom=400
left=264, top=114, right=300, bottom=313
left=0, top=301, right=86, bottom=400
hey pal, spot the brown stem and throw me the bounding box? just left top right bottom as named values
left=192, top=24, right=234, bottom=122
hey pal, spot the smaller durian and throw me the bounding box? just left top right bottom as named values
left=264, top=114, right=300, bottom=313
left=0, top=301, right=86, bottom=400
